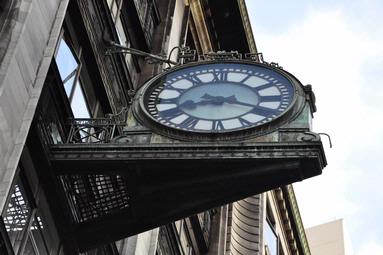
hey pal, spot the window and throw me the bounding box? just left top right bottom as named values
left=265, top=218, right=278, bottom=255
left=55, top=34, right=90, bottom=119
left=132, top=0, right=158, bottom=46
left=197, top=210, right=212, bottom=245
left=1, top=171, right=49, bottom=255
left=264, top=203, right=278, bottom=255
left=106, top=0, right=138, bottom=84
left=175, top=220, right=194, bottom=255
left=157, top=225, right=179, bottom=255
left=157, top=221, right=195, bottom=255
left=80, top=243, right=119, bottom=255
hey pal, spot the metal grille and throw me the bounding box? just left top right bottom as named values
left=60, top=175, right=131, bottom=223
left=2, top=184, right=31, bottom=232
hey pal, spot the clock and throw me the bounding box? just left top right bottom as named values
left=134, top=61, right=305, bottom=140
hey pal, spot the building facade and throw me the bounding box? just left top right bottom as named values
left=306, top=219, right=350, bottom=255
left=0, top=0, right=325, bottom=254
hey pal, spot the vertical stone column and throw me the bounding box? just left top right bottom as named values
left=229, top=195, right=261, bottom=255
left=188, top=0, right=213, bottom=53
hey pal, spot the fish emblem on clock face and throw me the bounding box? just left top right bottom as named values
left=141, top=62, right=296, bottom=133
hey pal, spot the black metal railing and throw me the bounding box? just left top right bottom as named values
left=66, top=118, right=124, bottom=144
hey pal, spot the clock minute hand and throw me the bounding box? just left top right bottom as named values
left=228, top=100, right=257, bottom=107
left=223, top=95, right=257, bottom=107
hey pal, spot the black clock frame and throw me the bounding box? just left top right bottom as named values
left=133, top=60, right=307, bottom=141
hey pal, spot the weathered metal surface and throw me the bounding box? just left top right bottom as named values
left=48, top=136, right=325, bottom=251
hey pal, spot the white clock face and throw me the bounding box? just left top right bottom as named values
left=142, top=62, right=296, bottom=133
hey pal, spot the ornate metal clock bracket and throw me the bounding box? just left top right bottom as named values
left=105, top=40, right=179, bottom=66
left=105, top=40, right=283, bottom=69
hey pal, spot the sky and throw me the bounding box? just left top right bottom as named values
left=245, top=0, right=383, bottom=254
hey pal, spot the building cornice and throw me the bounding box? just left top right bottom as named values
left=188, top=0, right=213, bottom=53
left=276, top=185, right=311, bottom=255
left=285, top=185, right=311, bottom=255
left=237, top=0, right=258, bottom=54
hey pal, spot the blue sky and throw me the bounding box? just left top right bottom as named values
left=246, top=0, right=383, bottom=254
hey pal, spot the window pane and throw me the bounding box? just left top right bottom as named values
left=64, top=75, right=76, bottom=98
left=56, top=39, right=79, bottom=81
left=157, top=226, right=176, bottom=255
left=29, top=216, right=49, bottom=255
left=71, top=81, right=90, bottom=118
left=23, top=236, right=37, bottom=255
left=180, top=223, right=193, bottom=255
left=115, top=17, right=127, bottom=45
left=2, top=180, right=31, bottom=254
left=49, top=122, right=63, bottom=144
left=265, top=220, right=278, bottom=255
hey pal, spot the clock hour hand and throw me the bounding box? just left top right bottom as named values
left=180, top=94, right=224, bottom=109
left=179, top=99, right=211, bottom=109
left=200, top=93, right=228, bottom=105
left=179, top=94, right=257, bottom=109
left=201, top=93, right=216, bottom=100
left=202, top=94, right=257, bottom=107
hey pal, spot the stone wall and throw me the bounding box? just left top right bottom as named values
left=0, top=0, right=69, bottom=210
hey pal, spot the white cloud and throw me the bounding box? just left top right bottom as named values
left=355, top=241, right=383, bottom=255
left=250, top=7, right=383, bottom=253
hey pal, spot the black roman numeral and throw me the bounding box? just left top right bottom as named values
left=259, top=95, right=282, bottom=102
left=212, top=72, right=228, bottom=82
left=238, top=117, right=252, bottom=126
left=180, top=116, right=199, bottom=128
left=159, top=107, right=183, bottom=119
left=239, top=74, right=251, bottom=83
left=250, top=106, right=279, bottom=117
left=212, top=120, right=225, bottom=131
left=185, top=75, right=203, bottom=85
left=158, top=98, right=177, bottom=104
left=252, top=83, right=274, bottom=91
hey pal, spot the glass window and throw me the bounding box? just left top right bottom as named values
left=2, top=173, right=49, bottom=255
left=56, top=38, right=80, bottom=98
left=22, top=237, right=36, bottom=255
left=264, top=218, right=278, bottom=255
left=106, top=0, right=138, bottom=83
left=198, top=211, right=211, bottom=234
left=179, top=222, right=193, bottom=255
left=157, top=226, right=176, bottom=255
left=28, top=215, right=49, bottom=255
left=55, top=35, right=90, bottom=119
left=71, top=80, right=91, bottom=118
left=2, top=178, right=32, bottom=254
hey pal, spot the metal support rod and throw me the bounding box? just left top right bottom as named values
left=106, top=41, right=178, bottom=66
left=318, top=133, right=332, bottom=148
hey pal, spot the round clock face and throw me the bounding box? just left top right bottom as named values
left=139, top=62, right=297, bottom=134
